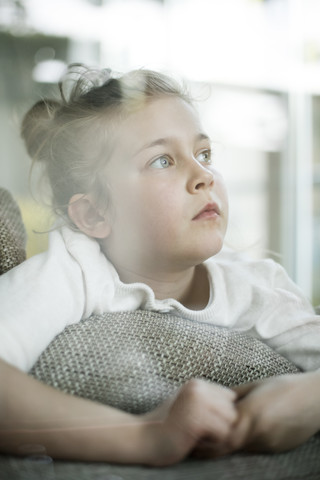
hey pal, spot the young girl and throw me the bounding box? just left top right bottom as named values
left=0, top=64, right=320, bottom=466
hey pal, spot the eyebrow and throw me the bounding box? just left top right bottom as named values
left=133, top=133, right=211, bottom=157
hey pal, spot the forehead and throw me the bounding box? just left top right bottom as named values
left=113, top=96, right=203, bottom=152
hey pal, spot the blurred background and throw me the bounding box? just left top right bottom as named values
left=0, top=0, right=319, bottom=306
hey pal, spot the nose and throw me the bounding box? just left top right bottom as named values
left=186, top=158, right=214, bottom=193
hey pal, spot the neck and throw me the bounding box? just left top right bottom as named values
left=114, top=262, right=210, bottom=311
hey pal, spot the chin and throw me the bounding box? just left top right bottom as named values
left=182, top=244, right=224, bottom=268
left=198, top=237, right=225, bottom=260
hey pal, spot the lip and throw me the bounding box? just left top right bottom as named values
left=192, top=202, right=221, bottom=221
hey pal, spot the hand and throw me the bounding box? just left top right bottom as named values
left=141, top=378, right=238, bottom=466
left=229, top=372, right=320, bottom=454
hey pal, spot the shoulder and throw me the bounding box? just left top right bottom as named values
left=48, top=225, right=102, bottom=262
left=205, top=253, right=311, bottom=306
left=53, top=224, right=97, bottom=250
left=205, top=252, right=281, bottom=285
left=0, top=225, right=105, bottom=279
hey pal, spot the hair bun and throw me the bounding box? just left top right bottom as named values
left=21, top=99, right=60, bottom=161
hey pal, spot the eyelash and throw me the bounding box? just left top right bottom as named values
left=150, top=149, right=212, bottom=169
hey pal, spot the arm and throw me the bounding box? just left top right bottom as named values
left=256, top=261, right=320, bottom=372
left=0, top=359, right=238, bottom=466
left=228, top=371, right=320, bottom=453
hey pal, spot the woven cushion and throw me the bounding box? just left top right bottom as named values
left=0, top=188, right=26, bottom=275
left=30, top=310, right=299, bottom=414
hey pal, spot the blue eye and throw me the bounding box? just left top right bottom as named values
left=197, top=150, right=212, bottom=164
left=150, top=156, right=171, bottom=169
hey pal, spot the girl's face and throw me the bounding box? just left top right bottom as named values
left=102, top=96, right=229, bottom=275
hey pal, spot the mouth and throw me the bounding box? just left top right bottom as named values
left=192, top=202, right=221, bottom=221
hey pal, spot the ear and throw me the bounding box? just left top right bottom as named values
left=68, top=194, right=111, bottom=239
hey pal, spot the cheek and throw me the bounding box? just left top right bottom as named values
left=132, top=186, right=183, bottom=242
left=214, top=174, right=229, bottom=216
left=139, top=193, right=178, bottom=231
left=110, top=183, right=168, bottom=230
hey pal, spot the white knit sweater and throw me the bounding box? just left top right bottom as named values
left=0, top=226, right=319, bottom=372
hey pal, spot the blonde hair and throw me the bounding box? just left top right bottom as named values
left=21, top=64, right=191, bottom=222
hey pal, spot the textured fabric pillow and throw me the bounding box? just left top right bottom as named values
left=0, top=188, right=26, bottom=275
left=30, top=310, right=300, bottom=414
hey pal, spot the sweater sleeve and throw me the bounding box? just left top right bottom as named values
left=212, top=257, right=320, bottom=372
left=250, top=259, right=320, bottom=372
left=0, top=229, right=86, bottom=372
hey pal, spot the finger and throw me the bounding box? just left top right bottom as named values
left=227, top=411, right=252, bottom=451
left=203, top=384, right=239, bottom=423
left=232, top=381, right=259, bottom=400
left=203, top=382, right=237, bottom=404
left=207, top=397, right=238, bottom=425
left=184, top=381, right=238, bottom=425
left=200, top=412, right=236, bottom=444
